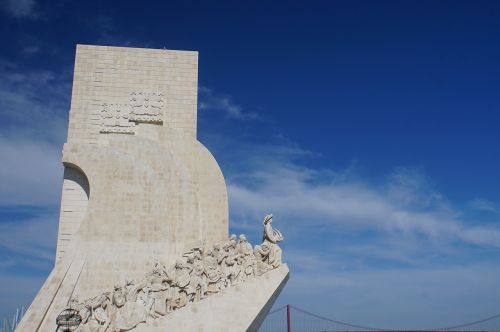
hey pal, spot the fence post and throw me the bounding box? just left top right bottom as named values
left=287, top=304, right=291, bottom=332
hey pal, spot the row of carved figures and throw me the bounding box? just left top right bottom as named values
left=57, top=214, right=284, bottom=332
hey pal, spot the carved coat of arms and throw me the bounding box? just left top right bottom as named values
left=100, top=92, right=164, bottom=134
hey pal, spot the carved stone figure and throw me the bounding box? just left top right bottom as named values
left=223, top=241, right=241, bottom=286
left=261, top=214, right=284, bottom=268
left=136, top=285, right=155, bottom=322
left=168, top=260, right=192, bottom=309
left=254, top=243, right=272, bottom=275
left=190, top=261, right=207, bottom=301
left=227, top=234, right=237, bottom=250
left=203, top=249, right=221, bottom=294
left=146, top=264, right=171, bottom=317
left=238, top=235, right=256, bottom=281
left=88, top=293, right=111, bottom=332
left=113, top=280, right=149, bottom=331
left=183, top=246, right=203, bottom=264
left=112, top=284, right=126, bottom=308
left=237, top=234, right=252, bottom=255
left=69, top=296, right=91, bottom=326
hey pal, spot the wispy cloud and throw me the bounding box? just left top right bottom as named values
left=0, top=59, right=70, bottom=142
left=0, top=211, right=57, bottom=263
left=0, top=136, right=63, bottom=206
left=199, top=86, right=260, bottom=120
left=219, top=137, right=500, bottom=328
left=0, top=56, right=67, bottom=317
left=0, top=59, right=69, bottom=206
left=469, top=198, right=498, bottom=213
left=0, top=0, right=38, bottom=19
left=225, top=141, right=500, bottom=248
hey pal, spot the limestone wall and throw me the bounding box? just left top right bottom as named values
left=68, top=44, right=198, bottom=144
left=16, top=45, right=229, bottom=332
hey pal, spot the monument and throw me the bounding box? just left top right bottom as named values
left=15, top=44, right=289, bottom=332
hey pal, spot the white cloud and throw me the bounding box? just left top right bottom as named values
left=0, top=136, right=63, bottom=206
left=0, top=0, right=37, bottom=18
left=0, top=212, right=57, bottom=262
left=0, top=58, right=67, bottom=320
left=0, top=59, right=68, bottom=206
left=224, top=139, right=500, bottom=328
left=469, top=198, right=498, bottom=213
left=0, top=59, right=70, bottom=143
left=226, top=143, right=500, bottom=248
left=199, top=86, right=260, bottom=120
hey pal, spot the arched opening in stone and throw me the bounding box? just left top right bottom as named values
left=55, top=166, right=90, bottom=262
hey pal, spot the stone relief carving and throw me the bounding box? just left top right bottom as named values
left=99, top=92, right=164, bottom=134
left=57, top=215, right=284, bottom=332
left=129, top=92, right=164, bottom=124
left=99, top=104, right=135, bottom=134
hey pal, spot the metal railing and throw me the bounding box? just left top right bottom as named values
left=259, top=305, right=500, bottom=332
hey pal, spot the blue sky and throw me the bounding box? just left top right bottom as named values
left=1, top=0, right=500, bottom=329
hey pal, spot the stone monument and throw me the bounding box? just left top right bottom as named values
left=16, top=44, right=289, bottom=332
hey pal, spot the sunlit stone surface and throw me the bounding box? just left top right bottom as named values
left=16, top=45, right=288, bottom=332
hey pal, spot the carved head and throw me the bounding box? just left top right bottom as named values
left=175, top=259, right=184, bottom=269
left=263, top=214, right=273, bottom=225
left=223, top=243, right=232, bottom=252
left=193, top=247, right=203, bottom=259
left=239, top=234, right=247, bottom=242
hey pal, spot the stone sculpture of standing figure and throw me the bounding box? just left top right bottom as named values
left=261, top=214, right=284, bottom=268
